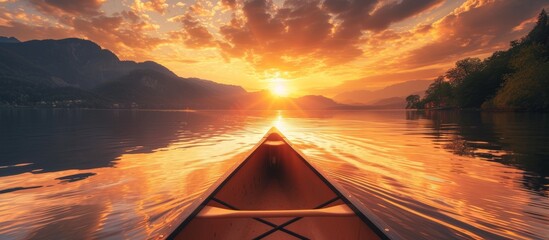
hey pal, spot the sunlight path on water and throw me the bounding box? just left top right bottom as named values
left=0, top=109, right=547, bottom=239
left=276, top=111, right=549, bottom=239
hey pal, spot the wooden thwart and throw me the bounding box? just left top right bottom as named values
left=197, top=204, right=354, bottom=218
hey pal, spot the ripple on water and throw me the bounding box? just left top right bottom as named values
left=0, top=109, right=548, bottom=239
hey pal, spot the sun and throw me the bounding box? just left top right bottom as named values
left=269, top=77, right=289, bottom=97
left=272, top=83, right=288, bottom=97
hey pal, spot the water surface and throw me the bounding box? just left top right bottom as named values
left=0, top=109, right=547, bottom=239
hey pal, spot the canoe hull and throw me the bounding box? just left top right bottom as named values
left=167, top=128, right=394, bottom=240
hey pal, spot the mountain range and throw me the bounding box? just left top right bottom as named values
left=333, top=80, right=432, bottom=106
left=0, top=37, right=429, bottom=109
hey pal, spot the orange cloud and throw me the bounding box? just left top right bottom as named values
left=0, top=19, right=73, bottom=40
left=188, top=0, right=216, bottom=17
left=220, top=0, right=237, bottom=9
left=145, top=0, right=168, bottom=14
left=362, top=0, right=444, bottom=31
left=131, top=0, right=169, bottom=14
left=403, top=0, right=548, bottom=67
left=70, top=12, right=164, bottom=59
left=217, top=0, right=444, bottom=72
left=219, top=0, right=357, bottom=71
left=4, top=1, right=164, bottom=61
left=3, top=0, right=548, bottom=94
left=29, top=0, right=105, bottom=16
left=169, top=13, right=215, bottom=49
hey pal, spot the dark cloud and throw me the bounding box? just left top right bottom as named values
left=1, top=3, right=164, bottom=60
left=25, top=0, right=164, bottom=57
left=11, top=0, right=544, bottom=81
left=169, top=14, right=215, bottom=48
left=404, top=0, right=549, bottom=67
left=363, top=0, right=443, bottom=31
left=322, top=0, right=352, bottom=13
left=220, top=0, right=359, bottom=71
left=324, top=0, right=376, bottom=45
left=321, top=0, right=442, bottom=31
left=414, top=24, right=432, bottom=34
left=69, top=12, right=164, bottom=58
left=218, top=0, right=444, bottom=71
left=29, top=0, right=104, bottom=16
left=120, top=10, right=140, bottom=23
left=181, top=14, right=215, bottom=48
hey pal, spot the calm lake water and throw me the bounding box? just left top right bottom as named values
left=0, top=109, right=548, bottom=239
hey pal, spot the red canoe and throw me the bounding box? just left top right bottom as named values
left=167, top=127, right=398, bottom=240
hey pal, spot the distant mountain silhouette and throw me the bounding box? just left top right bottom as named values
left=264, top=94, right=343, bottom=110
left=370, top=97, right=406, bottom=108
left=0, top=37, right=351, bottom=109
left=294, top=95, right=341, bottom=109
left=96, top=69, right=246, bottom=109
left=333, top=80, right=431, bottom=104
left=0, top=38, right=175, bottom=89
left=211, top=90, right=344, bottom=110
left=0, top=37, right=19, bottom=43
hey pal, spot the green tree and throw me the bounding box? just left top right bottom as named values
left=524, top=9, right=548, bottom=45
left=423, top=76, right=453, bottom=108
left=490, top=44, right=549, bottom=110
left=406, top=94, right=421, bottom=109
left=418, top=9, right=549, bottom=111
left=445, top=58, right=484, bottom=87
left=454, top=51, right=513, bottom=108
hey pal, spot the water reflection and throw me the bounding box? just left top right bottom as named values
left=275, top=110, right=549, bottom=239
left=0, top=109, right=271, bottom=239
left=55, top=173, right=97, bottom=183
left=0, top=109, right=547, bottom=239
left=443, top=135, right=475, bottom=156
left=409, top=110, right=549, bottom=197
left=0, top=109, right=252, bottom=176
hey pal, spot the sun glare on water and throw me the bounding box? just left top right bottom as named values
left=273, top=111, right=287, bottom=132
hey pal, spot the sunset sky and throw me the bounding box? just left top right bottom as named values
left=1, top=0, right=548, bottom=96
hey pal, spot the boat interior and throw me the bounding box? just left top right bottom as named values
left=173, top=132, right=382, bottom=240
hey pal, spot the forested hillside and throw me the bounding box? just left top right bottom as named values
left=407, top=10, right=549, bottom=111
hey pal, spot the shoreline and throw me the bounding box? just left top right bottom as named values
left=2, top=105, right=548, bottom=113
